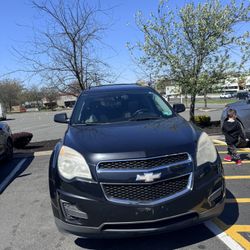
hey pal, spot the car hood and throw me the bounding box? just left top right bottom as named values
left=63, top=116, right=199, bottom=164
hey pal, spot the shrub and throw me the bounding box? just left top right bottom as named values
left=194, top=115, right=211, bottom=127
left=12, top=132, right=33, bottom=149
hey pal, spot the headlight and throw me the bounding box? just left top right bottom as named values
left=196, top=132, right=217, bottom=167
left=58, top=146, right=92, bottom=180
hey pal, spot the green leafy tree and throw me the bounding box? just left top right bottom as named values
left=130, top=0, right=250, bottom=121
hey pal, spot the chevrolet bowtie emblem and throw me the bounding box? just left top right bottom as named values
left=136, top=172, right=161, bottom=183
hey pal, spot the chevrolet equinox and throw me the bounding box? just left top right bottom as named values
left=49, top=84, right=225, bottom=238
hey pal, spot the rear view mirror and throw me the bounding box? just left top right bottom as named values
left=54, top=113, right=69, bottom=123
left=173, top=103, right=185, bottom=113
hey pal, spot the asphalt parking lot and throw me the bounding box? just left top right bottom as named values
left=211, top=139, right=250, bottom=250
left=0, top=137, right=250, bottom=250
left=5, top=111, right=72, bottom=142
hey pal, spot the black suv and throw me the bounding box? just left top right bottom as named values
left=49, top=84, right=225, bottom=238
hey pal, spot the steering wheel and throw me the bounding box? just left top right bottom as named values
left=132, top=109, right=150, bottom=117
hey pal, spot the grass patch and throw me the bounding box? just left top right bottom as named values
left=195, top=99, right=236, bottom=105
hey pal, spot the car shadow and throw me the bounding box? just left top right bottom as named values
left=0, top=154, right=34, bottom=194
left=22, top=145, right=43, bottom=150
left=218, top=189, right=239, bottom=226
left=74, top=189, right=239, bottom=250
left=75, top=224, right=215, bottom=250
left=14, top=139, right=59, bottom=153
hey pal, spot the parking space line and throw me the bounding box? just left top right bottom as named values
left=222, top=160, right=250, bottom=164
left=227, top=229, right=250, bottom=250
left=225, top=176, right=250, bottom=180
left=0, top=158, right=27, bottom=194
left=224, top=224, right=250, bottom=250
left=212, top=218, right=250, bottom=250
left=226, top=198, right=250, bottom=203
left=34, top=151, right=52, bottom=157
left=213, top=139, right=227, bottom=145
left=232, top=225, right=250, bottom=231
left=241, top=148, right=250, bottom=152
left=219, top=150, right=250, bottom=153
left=205, top=220, right=244, bottom=250
left=214, top=138, right=250, bottom=249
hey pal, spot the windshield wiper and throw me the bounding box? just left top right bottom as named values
left=129, top=116, right=161, bottom=121
left=72, top=122, right=105, bottom=126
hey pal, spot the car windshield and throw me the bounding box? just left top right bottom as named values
left=71, top=90, right=174, bottom=125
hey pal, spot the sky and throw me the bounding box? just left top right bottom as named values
left=0, top=0, right=247, bottom=87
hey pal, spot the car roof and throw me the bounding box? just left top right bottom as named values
left=82, top=84, right=151, bottom=94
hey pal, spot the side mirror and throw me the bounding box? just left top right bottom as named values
left=173, top=103, right=185, bottom=113
left=54, top=113, right=69, bottom=124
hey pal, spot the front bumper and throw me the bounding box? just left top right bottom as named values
left=54, top=201, right=224, bottom=238
left=50, top=167, right=225, bottom=238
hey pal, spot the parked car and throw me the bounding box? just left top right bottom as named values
left=0, top=122, right=13, bottom=161
left=49, top=84, right=225, bottom=238
left=221, top=99, right=250, bottom=139
left=0, top=103, right=7, bottom=120
left=236, top=91, right=250, bottom=100
left=220, top=92, right=232, bottom=99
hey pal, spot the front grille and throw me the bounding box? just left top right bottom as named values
left=98, top=153, right=189, bottom=170
left=102, top=175, right=190, bottom=202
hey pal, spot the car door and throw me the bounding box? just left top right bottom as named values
left=238, top=100, right=250, bottom=137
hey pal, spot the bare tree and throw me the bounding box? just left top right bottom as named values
left=16, top=0, right=112, bottom=93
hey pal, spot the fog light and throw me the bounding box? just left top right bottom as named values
left=60, top=200, right=88, bottom=220
left=208, top=187, right=223, bottom=206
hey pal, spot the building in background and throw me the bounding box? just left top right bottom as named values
left=221, top=77, right=240, bottom=95
left=245, top=76, right=250, bottom=91
left=42, top=94, right=77, bottom=109
left=165, top=85, right=180, bottom=97
left=56, top=94, right=77, bottom=108
left=162, top=75, right=250, bottom=97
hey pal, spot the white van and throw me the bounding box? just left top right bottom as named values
left=0, top=103, right=6, bottom=120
